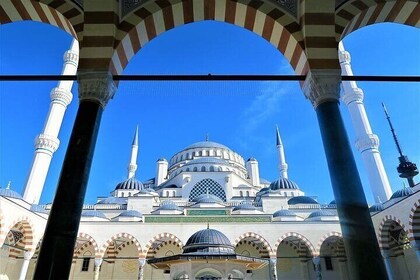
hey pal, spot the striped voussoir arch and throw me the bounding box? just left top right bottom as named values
left=233, top=232, right=273, bottom=257
left=274, top=232, right=316, bottom=257
left=408, top=199, right=420, bottom=246
left=378, top=215, right=407, bottom=256
left=146, top=240, right=183, bottom=259
left=73, top=232, right=100, bottom=260
left=315, top=231, right=342, bottom=253
left=0, top=0, right=78, bottom=38
left=111, top=0, right=307, bottom=75
left=6, top=217, right=35, bottom=257
left=144, top=232, right=183, bottom=256
left=337, top=0, right=420, bottom=40
left=99, top=232, right=142, bottom=259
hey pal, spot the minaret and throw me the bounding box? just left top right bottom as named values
left=127, top=126, right=139, bottom=179
left=22, top=39, right=79, bottom=204
left=382, top=103, right=418, bottom=188
left=276, top=126, right=288, bottom=179
left=339, top=42, right=392, bottom=203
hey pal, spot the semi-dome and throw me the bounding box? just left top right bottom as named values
left=115, top=177, right=143, bottom=190
left=30, top=205, right=48, bottom=214
left=183, top=141, right=230, bottom=151
left=97, top=197, right=127, bottom=205
left=269, top=178, right=299, bottom=190
left=118, top=210, right=143, bottom=218
left=192, top=193, right=224, bottom=204
left=273, top=209, right=297, bottom=217
left=183, top=228, right=235, bottom=254
left=81, top=210, right=108, bottom=220
left=369, top=203, right=384, bottom=213
left=288, top=196, right=319, bottom=205
left=157, top=200, right=183, bottom=211
left=232, top=201, right=257, bottom=211
left=307, top=210, right=336, bottom=219
left=329, top=200, right=336, bottom=205
left=0, top=188, right=22, bottom=199
left=247, top=157, right=257, bottom=162
left=390, top=188, right=414, bottom=200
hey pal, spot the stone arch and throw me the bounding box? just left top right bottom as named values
left=0, top=0, right=80, bottom=38
left=274, top=232, right=316, bottom=256
left=409, top=199, right=420, bottom=246
left=337, top=0, right=419, bottom=40
left=378, top=215, right=409, bottom=257
left=74, top=232, right=100, bottom=259
left=233, top=232, right=274, bottom=257
left=111, top=0, right=307, bottom=75
left=99, top=232, right=142, bottom=259
left=316, top=231, right=342, bottom=253
left=143, top=232, right=183, bottom=257
left=4, top=217, right=35, bottom=258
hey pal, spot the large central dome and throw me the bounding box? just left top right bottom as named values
left=183, top=228, right=235, bottom=254
left=183, top=141, right=230, bottom=151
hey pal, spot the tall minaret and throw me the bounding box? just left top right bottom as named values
left=22, top=39, right=79, bottom=204
left=276, top=126, right=288, bottom=179
left=339, top=42, right=392, bottom=203
left=382, top=103, right=418, bottom=188
left=127, top=126, right=139, bottom=179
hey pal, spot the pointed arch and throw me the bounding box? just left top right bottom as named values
left=316, top=231, right=342, bottom=253
left=143, top=232, right=183, bottom=256
left=408, top=199, right=420, bottom=246
left=274, top=232, right=316, bottom=256
left=337, top=0, right=420, bottom=40
left=233, top=232, right=273, bottom=257
left=4, top=217, right=36, bottom=258
left=111, top=0, right=307, bottom=75
left=99, top=232, right=142, bottom=259
left=74, top=232, right=100, bottom=259
left=378, top=215, right=407, bottom=252
left=0, top=0, right=79, bottom=39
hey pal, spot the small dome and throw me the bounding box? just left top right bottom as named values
left=390, top=188, right=414, bottom=199
left=183, top=228, right=235, bottom=254
left=183, top=141, right=230, bottom=151
left=307, top=210, right=336, bottom=219
left=288, top=196, right=319, bottom=205
left=329, top=200, right=336, bottom=205
left=192, top=193, right=224, bottom=204
left=97, top=197, right=127, bottom=205
left=273, top=209, right=297, bottom=217
left=30, top=205, right=48, bottom=214
left=157, top=200, right=183, bottom=211
left=0, top=188, right=23, bottom=199
left=118, top=210, right=143, bottom=218
left=81, top=210, right=108, bottom=220
left=115, top=177, right=143, bottom=190
left=157, top=158, right=168, bottom=162
left=269, top=178, right=299, bottom=190
left=232, top=201, right=257, bottom=211
left=247, top=157, right=257, bottom=162
left=369, top=203, right=384, bottom=213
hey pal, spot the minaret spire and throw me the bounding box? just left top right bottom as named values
left=22, top=39, right=79, bottom=204
left=382, top=103, right=418, bottom=187
left=128, top=126, right=139, bottom=179
left=276, top=125, right=288, bottom=179
left=339, top=42, right=392, bottom=203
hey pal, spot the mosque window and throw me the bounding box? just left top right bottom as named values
left=199, top=151, right=203, bottom=156
left=189, top=178, right=226, bottom=202
left=81, top=258, right=90, bottom=272
left=240, top=191, right=243, bottom=197
left=218, top=167, right=222, bottom=172
left=128, top=192, right=131, bottom=196
left=210, top=166, right=215, bottom=172
left=173, top=191, right=176, bottom=197
left=201, top=166, right=206, bottom=172
left=193, top=167, right=198, bottom=172
left=325, top=257, right=333, bottom=270
left=186, top=153, right=190, bottom=159
left=180, top=154, right=184, bottom=161
left=186, top=168, right=190, bottom=172
left=246, top=191, right=250, bottom=197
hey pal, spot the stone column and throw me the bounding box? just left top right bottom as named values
left=303, top=70, right=388, bottom=280
left=33, top=71, right=116, bottom=280
left=299, top=260, right=310, bottom=280
left=269, top=257, right=278, bottom=280
left=94, top=258, right=103, bottom=280
left=382, top=251, right=394, bottom=280
left=312, top=256, right=322, bottom=280
left=138, top=258, right=146, bottom=280
left=18, top=251, right=32, bottom=280
left=338, top=259, right=349, bottom=280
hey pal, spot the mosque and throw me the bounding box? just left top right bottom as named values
left=0, top=41, right=419, bottom=280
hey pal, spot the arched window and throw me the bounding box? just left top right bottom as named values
left=173, top=191, right=176, bottom=197
left=240, top=191, right=243, bottom=197
left=180, top=154, right=184, bottom=161
left=128, top=192, right=132, bottom=197
left=186, top=153, right=190, bottom=159
left=204, top=150, right=208, bottom=156
left=193, top=167, right=198, bottom=172
left=246, top=191, right=250, bottom=197
left=210, top=166, right=215, bottom=172
left=218, top=167, right=222, bottom=172
left=186, top=168, right=190, bottom=172
left=201, top=166, right=206, bottom=172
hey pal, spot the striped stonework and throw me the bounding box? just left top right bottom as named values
left=315, top=231, right=342, bottom=253
left=145, top=240, right=183, bottom=259
left=99, top=232, right=142, bottom=259
left=0, top=0, right=78, bottom=38
left=319, top=235, right=346, bottom=258
left=378, top=215, right=408, bottom=257
left=233, top=232, right=273, bottom=258
left=336, top=0, right=420, bottom=40
left=408, top=199, right=420, bottom=245
left=5, top=218, right=35, bottom=258
left=143, top=232, right=183, bottom=258
left=77, top=232, right=100, bottom=258
left=274, top=232, right=316, bottom=256
left=111, top=0, right=308, bottom=75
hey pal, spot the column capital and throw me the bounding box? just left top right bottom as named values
left=50, top=87, right=73, bottom=107
left=138, top=258, right=146, bottom=267
left=63, top=49, right=79, bottom=67
left=35, top=134, right=60, bottom=154
left=339, top=50, right=351, bottom=64
left=23, top=251, right=33, bottom=260
left=355, top=134, right=380, bottom=152
left=94, top=258, right=103, bottom=267
left=78, top=71, right=116, bottom=108
left=303, top=70, right=341, bottom=108
left=342, top=87, right=364, bottom=105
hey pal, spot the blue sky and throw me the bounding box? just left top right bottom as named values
left=0, top=20, right=419, bottom=205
